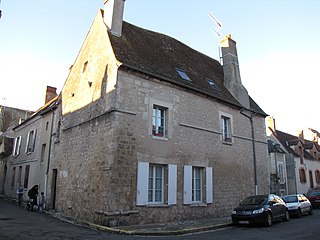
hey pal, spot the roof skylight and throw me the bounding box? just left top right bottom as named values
left=207, top=79, right=219, bottom=91
left=176, top=68, right=191, bottom=81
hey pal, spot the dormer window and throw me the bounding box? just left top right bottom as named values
left=176, top=68, right=191, bottom=81
left=207, top=79, right=219, bottom=91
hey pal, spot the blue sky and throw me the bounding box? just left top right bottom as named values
left=1, top=0, right=320, bottom=135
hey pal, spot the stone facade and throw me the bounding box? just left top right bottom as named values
left=4, top=5, right=270, bottom=227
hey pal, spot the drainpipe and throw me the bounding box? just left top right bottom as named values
left=240, top=109, right=258, bottom=195
left=45, top=107, right=55, bottom=207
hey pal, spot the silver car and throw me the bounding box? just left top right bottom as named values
left=281, top=194, right=313, bottom=217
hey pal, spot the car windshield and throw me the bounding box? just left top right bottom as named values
left=309, top=192, right=320, bottom=197
left=282, top=196, right=298, bottom=203
left=240, top=195, right=267, bottom=206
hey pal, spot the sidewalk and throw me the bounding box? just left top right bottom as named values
left=88, top=215, right=232, bottom=236
left=1, top=194, right=232, bottom=236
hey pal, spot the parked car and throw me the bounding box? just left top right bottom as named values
left=281, top=194, right=313, bottom=217
left=306, top=191, right=320, bottom=208
left=231, top=194, right=290, bottom=227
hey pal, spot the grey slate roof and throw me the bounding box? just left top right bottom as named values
left=107, top=19, right=267, bottom=116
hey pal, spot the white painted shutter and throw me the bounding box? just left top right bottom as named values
left=168, top=164, right=177, bottom=205
left=25, top=132, right=30, bottom=153
left=136, top=161, right=149, bottom=206
left=17, top=137, right=21, bottom=155
left=206, top=167, right=213, bottom=204
left=183, top=165, right=192, bottom=204
left=12, top=138, right=17, bottom=156
left=32, top=129, right=37, bottom=151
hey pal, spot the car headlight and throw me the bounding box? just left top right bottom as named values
left=232, top=210, right=236, bottom=215
left=252, top=208, right=264, bottom=214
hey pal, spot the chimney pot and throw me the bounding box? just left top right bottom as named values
left=45, top=86, right=57, bottom=104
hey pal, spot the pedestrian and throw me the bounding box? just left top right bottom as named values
left=27, top=185, right=39, bottom=211
left=38, top=192, right=45, bottom=212
left=16, top=184, right=24, bottom=206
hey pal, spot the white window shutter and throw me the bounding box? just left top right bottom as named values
left=32, top=129, right=37, bottom=151
left=136, top=161, right=149, bottom=206
left=183, top=165, right=192, bottom=204
left=25, top=133, right=30, bottom=153
left=168, top=164, right=177, bottom=205
left=206, top=167, right=213, bottom=204
left=12, top=138, right=17, bottom=156
left=17, top=137, right=21, bottom=155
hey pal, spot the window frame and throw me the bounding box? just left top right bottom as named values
left=13, top=136, right=22, bottom=156
left=219, top=112, right=233, bottom=144
left=299, top=168, right=306, bottom=184
left=148, top=164, right=164, bottom=204
left=25, top=129, right=37, bottom=154
left=277, top=162, right=286, bottom=184
left=152, top=106, right=167, bottom=138
left=192, top=167, right=203, bottom=203
left=148, top=99, right=173, bottom=140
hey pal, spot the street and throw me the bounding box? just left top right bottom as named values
left=1, top=197, right=320, bottom=240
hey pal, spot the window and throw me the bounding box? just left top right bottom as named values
left=184, top=166, right=213, bottom=204
left=24, top=165, right=30, bottom=188
left=207, top=79, right=219, bottom=91
left=13, top=136, right=21, bottom=156
left=176, top=68, right=191, bottom=81
left=309, top=170, right=314, bottom=188
left=26, top=130, right=36, bottom=153
left=18, top=166, right=22, bottom=184
left=40, top=144, right=46, bottom=163
left=315, top=170, right=320, bottom=184
left=137, top=162, right=177, bottom=206
left=299, top=168, right=306, bottom=183
left=148, top=164, right=164, bottom=203
left=277, top=162, right=285, bottom=184
left=192, top=167, right=202, bottom=202
left=152, top=106, right=167, bottom=138
left=221, top=115, right=232, bottom=143
left=11, top=167, right=16, bottom=188
left=82, top=61, right=88, bottom=73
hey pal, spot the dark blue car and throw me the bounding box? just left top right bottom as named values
left=231, top=194, right=290, bottom=227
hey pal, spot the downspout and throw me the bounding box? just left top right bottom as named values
left=45, top=108, right=55, bottom=206
left=240, top=109, right=258, bottom=195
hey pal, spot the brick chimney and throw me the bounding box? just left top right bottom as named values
left=220, top=34, right=250, bottom=109
left=104, top=0, right=125, bottom=37
left=45, top=86, right=57, bottom=104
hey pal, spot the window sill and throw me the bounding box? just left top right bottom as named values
left=152, top=136, right=169, bottom=141
left=146, top=204, right=169, bottom=208
left=190, top=203, right=207, bottom=207
left=222, top=140, right=233, bottom=145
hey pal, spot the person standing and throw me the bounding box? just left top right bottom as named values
left=16, top=184, right=24, bottom=206
left=38, top=192, right=45, bottom=212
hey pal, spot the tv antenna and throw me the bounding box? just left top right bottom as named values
left=208, top=12, right=223, bottom=38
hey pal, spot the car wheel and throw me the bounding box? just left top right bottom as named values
left=265, top=213, right=272, bottom=227
left=308, top=206, right=313, bottom=215
left=284, top=210, right=290, bottom=222
left=297, top=208, right=302, bottom=218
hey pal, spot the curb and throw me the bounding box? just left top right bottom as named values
left=88, top=221, right=233, bottom=236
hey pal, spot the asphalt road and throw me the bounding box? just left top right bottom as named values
left=1, top=196, right=319, bottom=240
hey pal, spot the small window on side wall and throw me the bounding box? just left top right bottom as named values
left=152, top=105, right=168, bottom=138
left=221, top=115, right=232, bottom=143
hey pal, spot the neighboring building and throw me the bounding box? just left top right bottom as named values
left=0, top=106, right=33, bottom=194
left=267, top=139, right=288, bottom=196
left=267, top=116, right=320, bottom=195
left=50, top=0, right=269, bottom=226
left=4, top=87, right=58, bottom=202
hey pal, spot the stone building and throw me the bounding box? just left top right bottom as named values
left=0, top=105, right=33, bottom=194
left=50, top=0, right=270, bottom=226
left=267, top=116, right=320, bottom=195
left=4, top=87, right=58, bottom=202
